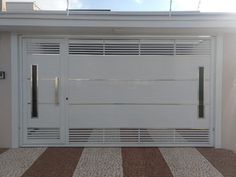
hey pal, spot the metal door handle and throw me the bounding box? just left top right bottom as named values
left=55, top=77, right=60, bottom=105
left=31, top=65, right=38, bottom=118
left=198, top=67, right=204, bottom=118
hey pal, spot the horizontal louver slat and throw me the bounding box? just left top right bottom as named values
left=68, top=128, right=210, bottom=146
left=69, top=43, right=103, bottom=55
left=69, top=39, right=211, bottom=56
left=105, top=43, right=139, bottom=55
left=27, top=128, right=60, bottom=140
left=27, top=43, right=60, bottom=55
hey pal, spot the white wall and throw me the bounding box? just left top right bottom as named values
left=0, top=32, right=11, bottom=148
left=222, top=34, right=236, bottom=152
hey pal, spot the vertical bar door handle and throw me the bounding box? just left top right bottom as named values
left=198, top=67, right=204, bottom=118
left=55, top=77, right=60, bottom=105
left=31, top=65, right=38, bottom=118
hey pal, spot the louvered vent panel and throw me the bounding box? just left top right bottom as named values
left=69, top=39, right=211, bottom=56
left=27, top=42, right=60, bottom=54
left=140, top=42, right=174, bottom=55
left=69, top=42, right=103, bottom=55
left=175, top=129, right=210, bottom=143
left=104, top=43, right=139, bottom=55
left=69, top=128, right=211, bottom=146
left=27, top=128, right=60, bottom=140
left=176, top=40, right=211, bottom=55
left=140, top=129, right=174, bottom=143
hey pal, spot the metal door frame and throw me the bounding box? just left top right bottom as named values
left=13, top=35, right=222, bottom=148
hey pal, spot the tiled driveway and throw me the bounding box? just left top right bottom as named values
left=0, top=147, right=235, bottom=177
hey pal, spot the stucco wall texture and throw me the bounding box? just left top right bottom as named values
left=0, top=32, right=11, bottom=148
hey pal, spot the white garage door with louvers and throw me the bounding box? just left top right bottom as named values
left=22, top=37, right=214, bottom=147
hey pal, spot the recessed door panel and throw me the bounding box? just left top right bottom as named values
left=68, top=56, right=211, bottom=80
left=69, top=80, right=210, bottom=104
left=22, top=39, right=64, bottom=145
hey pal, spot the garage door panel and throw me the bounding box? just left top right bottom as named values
left=69, top=105, right=200, bottom=128
left=68, top=56, right=210, bottom=80
left=27, top=104, right=61, bottom=127
left=22, top=37, right=214, bottom=147
left=27, top=80, right=58, bottom=104
left=69, top=80, right=210, bottom=104
left=193, top=105, right=210, bottom=129
left=27, top=55, right=61, bottom=78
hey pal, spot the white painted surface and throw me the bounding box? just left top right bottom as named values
left=19, top=36, right=214, bottom=146
left=69, top=80, right=210, bottom=104
left=214, top=36, right=223, bottom=148
left=68, top=56, right=210, bottom=80
left=1, top=12, right=236, bottom=32
left=22, top=38, right=64, bottom=145
left=68, top=105, right=210, bottom=129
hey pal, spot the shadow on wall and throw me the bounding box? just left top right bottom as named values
left=0, top=32, right=12, bottom=148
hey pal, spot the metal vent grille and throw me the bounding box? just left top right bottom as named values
left=176, top=40, right=211, bottom=55
left=69, top=39, right=211, bottom=56
left=69, top=128, right=211, bottom=146
left=27, top=42, right=60, bottom=54
left=69, top=42, right=103, bottom=55
left=27, top=128, right=60, bottom=140
left=105, top=43, right=139, bottom=55
left=140, top=41, right=174, bottom=55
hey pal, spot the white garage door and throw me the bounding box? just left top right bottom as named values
left=22, top=37, right=214, bottom=147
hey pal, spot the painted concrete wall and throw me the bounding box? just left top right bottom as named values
left=0, top=32, right=11, bottom=148
left=222, top=34, right=236, bottom=152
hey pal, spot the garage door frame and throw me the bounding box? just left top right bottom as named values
left=12, top=34, right=222, bottom=148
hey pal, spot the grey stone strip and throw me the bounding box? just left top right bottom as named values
left=160, top=148, right=224, bottom=177
left=72, top=148, right=123, bottom=177
left=0, top=148, right=46, bottom=177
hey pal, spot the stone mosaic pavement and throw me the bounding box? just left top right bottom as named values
left=0, top=147, right=235, bottom=177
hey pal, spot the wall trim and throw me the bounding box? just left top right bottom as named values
left=11, top=33, right=19, bottom=148
left=214, top=35, right=223, bottom=148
